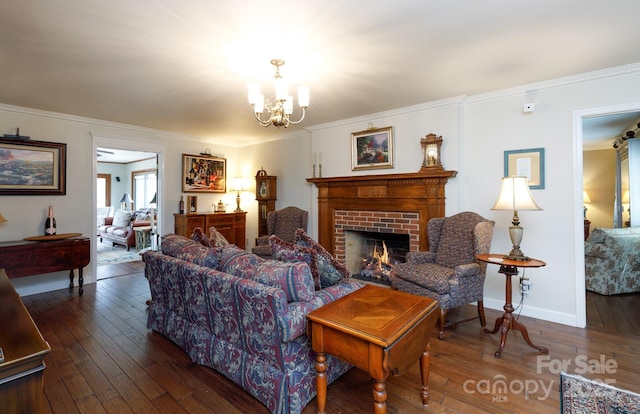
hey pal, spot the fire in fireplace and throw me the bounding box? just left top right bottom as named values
left=345, top=230, right=410, bottom=284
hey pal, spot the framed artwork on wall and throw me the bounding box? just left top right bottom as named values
left=351, top=126, right=394, bottom=170
left=0, top=138, right=67, bottom=195
left=182, top=154, right=226, bottom=193
left=504, top=148, right=545, bottom=189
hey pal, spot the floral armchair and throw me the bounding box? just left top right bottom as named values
left=388, top=211, right=494, bottom=339
left=252, top=206, right=308, bottom=258
left=585, top=227, right=640, bottom=295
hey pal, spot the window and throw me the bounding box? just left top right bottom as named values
left=132, top=169, right=157, bottom=209
left=97, top=174, right=111, bottom=208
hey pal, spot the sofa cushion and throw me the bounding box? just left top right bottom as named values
left=220, top=244, right=265, bottom=279
left=252, top=260, right=315, bottom=302
left=161, top=233, right=221, bottom=269
left=113, top=209, right=132, bottom=227
left=271, top=233, right=350, bottom=290
left=294, top=229, right=350, bottom=288
left=190, top=227, right=211, bottom=247
left=270, top=236, right=321, bottom=290
left=208, top=226, right=229, bottom=248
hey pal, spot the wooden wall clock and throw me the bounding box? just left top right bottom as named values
left=255, top=168, right=277, bottom=236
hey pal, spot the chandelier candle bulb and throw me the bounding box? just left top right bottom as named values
left=298, top=86, right=310, bottom=107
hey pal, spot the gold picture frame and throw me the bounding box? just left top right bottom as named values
left=182, top=154, right=226, bottom=193
left=351, top=126, right=394, bottom=170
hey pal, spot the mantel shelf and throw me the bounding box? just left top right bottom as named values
left=306, top=170, right=457, bottom=185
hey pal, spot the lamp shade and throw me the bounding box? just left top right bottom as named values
left=0, top=212, right=6, bottom=223
left=119, top=193, right=133, bottom=203
left=230, top=178, right=245, bottom=192
left=582, top=190, right=591, bottom=203
left=492, top=176, right=542, bottom=211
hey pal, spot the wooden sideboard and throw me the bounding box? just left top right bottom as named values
left=0, top=269, right=51, bottom=414
left=0, top=236, right=90, bottom=295
left=174, top=212, right=247, bottom=249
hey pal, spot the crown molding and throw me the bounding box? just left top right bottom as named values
left=466, top=62, right=640, bottom=104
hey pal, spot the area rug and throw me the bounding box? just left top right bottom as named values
left=96, top=240, right=143, bottom=266
left=561, top=372, right=640, bottom=413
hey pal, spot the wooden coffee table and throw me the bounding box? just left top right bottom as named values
left=307, top=284, right=439, bottom=414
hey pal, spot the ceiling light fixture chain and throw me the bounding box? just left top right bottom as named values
left=247, top=59, right=309, bottom=128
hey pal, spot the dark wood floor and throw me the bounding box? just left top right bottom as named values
left=22, top=262, right=640, bottom=414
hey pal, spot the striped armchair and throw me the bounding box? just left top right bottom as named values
left=388, top=211, right=494, bottom=339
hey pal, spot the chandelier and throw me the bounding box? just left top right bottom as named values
left=247, top=59, right=310, bottom=128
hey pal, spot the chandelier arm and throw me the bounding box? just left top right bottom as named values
left=252, top=110, right=274, bottom=127
left=285, top=107, right=307, bottom=126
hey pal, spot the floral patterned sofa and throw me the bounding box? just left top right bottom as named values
left=585, top=227, right=640, bottom=295
left=143, top=234, right=363, bottom=414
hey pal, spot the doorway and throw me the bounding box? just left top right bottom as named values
left=92, top=134, right=166, bottom=282
left=575, top=103, right=640, bottom=328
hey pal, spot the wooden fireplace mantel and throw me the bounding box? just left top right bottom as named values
left=307, top=170, right=457, bottom=253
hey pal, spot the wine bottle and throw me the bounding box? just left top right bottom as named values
left=179, top=196, right=185, bottom=214
left=44, top=205, right=57, bottom=236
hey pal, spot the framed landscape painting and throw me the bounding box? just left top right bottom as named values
left=351, top=126, right=394, bottom=170
left=0, top=139, right=67, bottom=195
left=182, top=154, right=226, bottom=193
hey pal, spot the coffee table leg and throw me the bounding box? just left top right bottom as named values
left=420, top=342, right=431, bottom=406
left=372, top=380, right=387, bottom=414
left=315, top=352, right=327, bottom=414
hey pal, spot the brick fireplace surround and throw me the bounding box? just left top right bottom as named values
left=307, top=170, right=457, bottom=261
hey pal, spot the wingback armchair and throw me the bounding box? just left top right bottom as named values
left=251, top=206, right=309, bottom=258
left=388, top=211, right=494, bottom=339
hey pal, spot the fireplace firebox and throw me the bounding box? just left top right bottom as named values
left=345, top=230, right=410, bottom=284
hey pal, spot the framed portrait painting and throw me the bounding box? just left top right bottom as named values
left=0, top=138, right=67, bottom=195
left=351, top=126, right=393, bottom=170
left=504, top=148, right=545, bottom=189
left=182, top=154, right=226, bottom=193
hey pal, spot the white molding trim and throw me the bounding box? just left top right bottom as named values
left=466, top=62, right=640, bottom=104
left=484, top=297, right=578, bottom=327
left=0, top=103, right=203, bottom=143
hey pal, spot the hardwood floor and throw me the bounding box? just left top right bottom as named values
left=22, top=264, right=640, bottom=413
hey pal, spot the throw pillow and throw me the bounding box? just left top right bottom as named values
left=190, top=227, right=211, bottom=247
left=112, top=209, right=132, bottom=227
left=270, top=235, right=321, bottom=290
left=252, top=260, right=315, bottom=302
left=294, top=229, right=351, bottom=288
left=219, top=244, right=264, bottom=279
left=208, top=226, right=229, bottom=248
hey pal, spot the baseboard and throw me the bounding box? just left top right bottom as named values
left=483, top=297, right=579, bottom=328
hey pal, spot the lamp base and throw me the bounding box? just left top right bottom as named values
left=503, top=251, right=531, bottom=261
left=235, top=193, right=243, bottom=213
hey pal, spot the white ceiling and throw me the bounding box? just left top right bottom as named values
left=2, top=1, right=640, bottom=147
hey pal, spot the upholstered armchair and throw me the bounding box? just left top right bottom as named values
left=388, top=211, right=494, bottom=339
left=251, top=206, right=309, bottom=258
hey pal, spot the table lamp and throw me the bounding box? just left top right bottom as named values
left=231, top=178, right=245, bottom=213
left=119, top=193, right=133, bottom=210
left=492, top=176, right=542, bottom=261
left=0, top=213, right=6, bottom=223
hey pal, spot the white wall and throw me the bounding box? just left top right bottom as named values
left=3, top=64, right=640, bottom=328
left=248, top=65, right=640, bottom=328
left=0, top=106, right=238, bottom=296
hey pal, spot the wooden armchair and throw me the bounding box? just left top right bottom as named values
left=388, top=211, right=494, bottom=339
